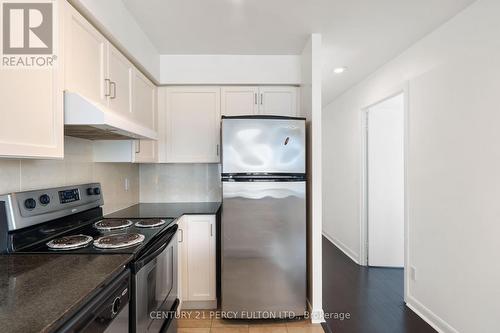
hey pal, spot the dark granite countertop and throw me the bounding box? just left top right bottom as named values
left=105, top=202, right=221, bottom=219
left=0, top=254, right=132, bottom=333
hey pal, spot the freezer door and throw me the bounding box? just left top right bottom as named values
left=222, top=117, right=306, bottom=174
left=221, top=180, right=307, bottom=318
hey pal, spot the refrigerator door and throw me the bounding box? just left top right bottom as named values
left=221, top=180, right=307, bottom=318
left=222, top=117, right=306, bottom=175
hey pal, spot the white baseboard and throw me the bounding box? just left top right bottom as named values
left=180, top=300, right=217, bottom=310
left=307, top=299, right=325, bottom=324
left=322, top=231, right=360, bottom=264
left=406, top=295, right=458, bottom=333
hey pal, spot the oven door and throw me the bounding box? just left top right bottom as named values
left=133, top=232, right=178, bottom=333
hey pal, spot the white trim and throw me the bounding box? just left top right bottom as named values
left=358, top=85, right=410, bottom=304
left=307, top=299, right=325, bottom=324
left=359, top=108, right=368, bottom=266
left=406, top=296, right=459, bottom=333
left=322, top=231, right=359, bottom=264
left=402, top=82, right=410, bottom=304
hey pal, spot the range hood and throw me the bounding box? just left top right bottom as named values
left=64, top=91, right=158, bottom=140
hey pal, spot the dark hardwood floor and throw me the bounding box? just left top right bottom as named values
left=322, top=237, right=436, bottom=333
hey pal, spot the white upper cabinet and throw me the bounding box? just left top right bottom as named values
left=165, top=87, right=221, bottom=163
left=258, top=86, right=298, bottom=117
left=132, top=70, right=157, bottom=163
left=64, top=3, right=108, bottom=106
left=65, top=2, right=157, bottom=131
left=221, top=86, right=259, bottom=116
left=133, top=140, right=157, bottom=163
left=132, top=69, right=156, bottom=130
left=220, top=86, right=299, bottom=118
left=0, top=2, right=65, bottom=159
left=107, top=44, right=133, bottom=117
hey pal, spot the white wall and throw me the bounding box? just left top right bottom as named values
left=160, top=55, right=301, bottom=85
left=300, top=34, right=323, bottom=323
left=69, top=0, right=161, bottom=81
left=0, top=137, right=139, bottom=215
left=322, top=0, right=500, bottom=331
left=140, top=164, right=221, bottom=203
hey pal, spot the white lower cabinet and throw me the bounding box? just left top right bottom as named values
left=178, top=215, right=216, bottom=308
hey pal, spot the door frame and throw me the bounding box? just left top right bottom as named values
left=359, top=84, right=409, bottom=302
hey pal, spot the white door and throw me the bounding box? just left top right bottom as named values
left=258, top=86, right=298, bottom=117
left=166, top=87, right=221, bottom=163
left=367, top=94, right=405, bottom=267
left=64, top=3, right=108, bottom=106
left=107, top=44, right=132, bottom=117
left=221, top=86, right=259, bottom=116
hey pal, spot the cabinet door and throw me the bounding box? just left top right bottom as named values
left=0, top=3, right=64, bottom=158
left=166, top=87, right=221, bottom=163
left=64, top=3, right=108, bottom=106
left=133, top=140, right=157, bottom=163
left=221, top=86, right=258, bottom=116
left=132, top=69, right=156, bottom=130
left=258, top=86, right=298, bottom=117
left=107, top=44, right=132, bottom=117
left=185, top=215, right=216, bottom=301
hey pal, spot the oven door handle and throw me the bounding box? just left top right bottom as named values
left=133, top=231, right=177, bottom=273
left=133, top=241, right=168, bottom=273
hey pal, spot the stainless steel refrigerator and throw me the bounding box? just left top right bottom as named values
left=221, top=116, right=307, bottom=319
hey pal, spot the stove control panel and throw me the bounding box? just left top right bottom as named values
left=0, top=183, right=104, bottom=231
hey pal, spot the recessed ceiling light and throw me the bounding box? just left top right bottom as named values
left=333, top=67, right=347, bottom=74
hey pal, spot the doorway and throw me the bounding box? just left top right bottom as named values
left=366, top=93, right=405, bottom=267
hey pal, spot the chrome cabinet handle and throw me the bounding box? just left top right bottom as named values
left=254, top=93, right=257, bottom=105
left=110, top=81, right=116, bottom=99
left=210, top=224, right=213, bottom=237
left=105, top=79, right=111, bottom=97
left=178, top=229, right=183, bottom=243
left=135, top=140, right=141, bottom=154
left=260, top=93, right=263, bottom=105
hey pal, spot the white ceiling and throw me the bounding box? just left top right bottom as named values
left=122, top=0, right=475, bottom=105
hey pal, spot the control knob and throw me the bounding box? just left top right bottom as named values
left=39, top=194, right=50, bottom=205
left=24, top=198, right=36, bottom=210
left=93, top=187, right=101, bottom=195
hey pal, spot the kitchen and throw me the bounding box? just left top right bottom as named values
left=2, top=0, right=498, bottom=333
left=0, top=0, right=322, bottom=332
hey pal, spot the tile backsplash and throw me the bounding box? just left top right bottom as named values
left=140, top=163, right=221, bottom=203
left=0, top=137, right=139, bottom=215
left=0, top=137, right=222, bottom=215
